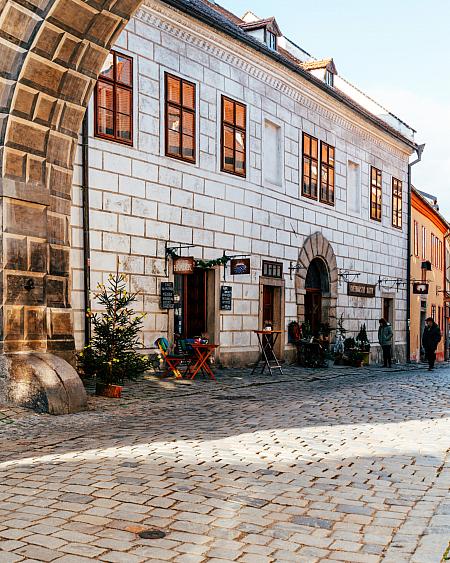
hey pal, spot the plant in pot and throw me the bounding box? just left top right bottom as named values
left=355, top=323, right=371, bottom=366
left=347, top=347, right=365, bottom=367
left=78, top=273, right=152, bottom=398
left=333, top=314, right=346, bottom=365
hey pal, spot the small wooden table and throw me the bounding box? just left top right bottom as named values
left=252, top=330, right=284, bottom=376
left=187, top=343, right=219, bottom=380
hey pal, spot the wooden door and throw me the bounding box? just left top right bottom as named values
left=263, top=285, right=275, bottom=326
left=305, top=289, right=322, bottom=335
left=184, top=268, right=207, bottom=337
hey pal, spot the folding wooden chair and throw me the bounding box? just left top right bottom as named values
left=155, top=337, right=183, bottom=379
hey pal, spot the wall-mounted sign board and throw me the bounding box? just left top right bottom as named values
left=173, top=256, right=195, bottom=275
left=160, top=282, right=174, bottom=309
left=413, top=282, right=429, bottom=295
left=230, top=258, right=250, bottom=275
left=347, top=282, right=376, bottom=298
left=220, top=286, right=232, bottom=310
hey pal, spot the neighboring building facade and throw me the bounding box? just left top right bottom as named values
left=410, top=188, right=449, bottom=362
left=71, top=0, right=418, bottom=366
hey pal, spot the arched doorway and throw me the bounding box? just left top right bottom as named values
left=305, top=258, right=330, bottom=335
left=295, top=232, right=338, bottom=333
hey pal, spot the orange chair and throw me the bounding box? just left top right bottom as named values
left=155, top=337, right=183, bottom=378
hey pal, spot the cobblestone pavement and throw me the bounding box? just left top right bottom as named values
left=0, top=364, right=449, bottom=562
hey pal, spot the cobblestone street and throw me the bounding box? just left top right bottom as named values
left=0, top=365, right=449, bottom=563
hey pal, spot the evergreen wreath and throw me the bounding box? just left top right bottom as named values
left=166, top=247, right=231, bottom=269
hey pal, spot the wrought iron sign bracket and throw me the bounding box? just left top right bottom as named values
left=288, top=262, right=302, bottom=281
left=378, top=276, right=407, bottom=292
left=338, top=270, right=361, bottom=286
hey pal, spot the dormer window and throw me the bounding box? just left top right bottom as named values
left=266, top=29, right=277, bottom=50
left=325, top=70, right=334, bottom=87
left=240, top=16, right=281, bottom=52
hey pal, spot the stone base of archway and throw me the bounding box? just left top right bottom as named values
left=0, top=353, right=87, bottom=415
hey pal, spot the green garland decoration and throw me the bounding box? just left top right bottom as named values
left=167, top=248, right=231, bottom=269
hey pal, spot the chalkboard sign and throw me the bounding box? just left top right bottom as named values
left=160, top=282, right=174, bottom=309
left=220, top=286, right=232, bottom=310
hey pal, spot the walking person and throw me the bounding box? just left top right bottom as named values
left=378, top=318, right=393, bottom=368
left=422, top=317, right=441, bottom=371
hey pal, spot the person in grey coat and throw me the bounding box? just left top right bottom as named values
left=378, top=318, right=393, bottom=368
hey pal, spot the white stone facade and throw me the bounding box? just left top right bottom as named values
left=71, top=0, right=414, bottom=364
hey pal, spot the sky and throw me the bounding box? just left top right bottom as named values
left=220, top=0, right=450, bottom=216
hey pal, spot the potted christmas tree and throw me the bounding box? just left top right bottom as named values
left=78, top=272, right=151, bottom=398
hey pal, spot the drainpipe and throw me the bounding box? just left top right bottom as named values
left=444, top=231, right=450, bottom=360
left=81, top=110, right=91, bottom=346
left=406, top=143, right=425, bottom=363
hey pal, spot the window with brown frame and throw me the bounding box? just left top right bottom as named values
left=221, top=96, right=246, bottom=176
left=262, top=260, right=283, bottom=278
left=431, top=233, right=435, bottom=266
left=95, top=50, right=133, bottom=145
left=414, top=221, right=419, bottom=257
left=302, top=133, right=318, bottom=199
left=165, top=73, right=196, bottom=163
left=392, top=177, right=402, bottom=228
left=320, top=141, right=335, bottom=205
left=422, top=226, right=427, bottom=260
left=370, top=166, right=382, bottom=221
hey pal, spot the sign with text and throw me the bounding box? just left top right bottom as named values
left=413, top=282, right=429, bottom=295
left=220, top=286, right=232, bottom=310
left=173, top=256, right=195, bottom=275
left=160, top=282, right=174, bottom=309
left=347, top=282, right=376, bottom=298
left=230, top=258, right=250, bottom=275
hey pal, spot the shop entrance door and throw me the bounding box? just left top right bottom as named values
left=184, top=268, right=207, bottom=337
left=262, top=285, right=275, bottom=327
left=305, top=289, right=322, bottom=335
left=174, top=269, right=207, bottom=338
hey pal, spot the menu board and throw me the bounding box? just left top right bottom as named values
left=160, top=282, right=174, bottom=309
left=220, top=286, right=232, bottom=310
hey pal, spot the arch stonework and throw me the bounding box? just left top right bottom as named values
left=295, top=232, right=338, bottom=327
left=0, top=0, right=142, bottom=412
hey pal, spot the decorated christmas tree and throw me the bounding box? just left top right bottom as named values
left=78, top=272, right=151, bottom=385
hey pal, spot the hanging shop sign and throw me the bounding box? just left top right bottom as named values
left=220, top=286, right=232, bottom=310
left=413, top=282, right=429, bottom=295
left=347, top=282, right=376, bottom=298
left=173, top=256, right=195, bottom=275
left=160, top=282, right=175, bottom=309
left=230, top=258, right=250, bottom=275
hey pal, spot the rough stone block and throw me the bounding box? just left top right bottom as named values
left=32, top=22, right=64, bottom=59
left=29, top=241, right=47, bottom=272
left=49, top=246, right=69, bottom=276
left=5, top=236, right=27, bottom=270
left=3, top=148, right=26, bottom=178
left=48, top=309, right=73, bottom=338
left=4, top=306, right=24, bottom=339
left=6, top=274, right=45, bottom=305
left=46, top=277, right=66, bottom=307
left=25, top=307, right=46, bottom=340
left=22, top=55, right=65, bottom=96
left=27, top=154, right=46, bottom=184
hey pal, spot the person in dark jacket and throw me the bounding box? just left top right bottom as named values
left=378, top=318, right=393, bottom=368
left=422, top=317, right=441, bottom=371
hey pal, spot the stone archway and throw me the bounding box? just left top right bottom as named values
left=295, top=232, right=338, bottom=330
left=0, top=0, right=142, bottom=412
